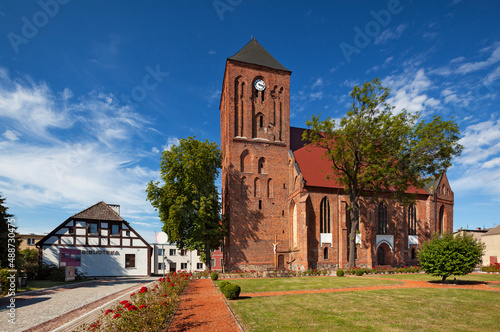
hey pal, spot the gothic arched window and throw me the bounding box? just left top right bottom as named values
left=378, top=201, right=388, bottom=235
left=408, top=204, right=417, bottom=235
left=320, top=197, right=330, bottom=233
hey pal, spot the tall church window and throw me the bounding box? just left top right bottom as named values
left=241, top=177, right=246, bottom=197
left=439, top=205, right=445, bottom=234
left=324, top=247, right=329, bottom=260
left=267, top=178, right=273, bottom=198
left=240, top=150, right=249, bottom=173
left=408, top=204, right=417, bottom=235
left=320, top=197, right=330, bottom=233
left=378, top=201, right=388, bottom=235
left=254, top=178, right=260, bottom=198
left=291, top=201, right=298, bottom=248
left=258, top=157, right=265, bottom=174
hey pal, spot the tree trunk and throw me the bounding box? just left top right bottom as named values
left=205, top=242, right=212, bottom=271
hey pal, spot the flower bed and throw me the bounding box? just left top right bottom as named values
left=481, top=263, right=500, bottom=273
left=77, top=271, right=191, bottom=331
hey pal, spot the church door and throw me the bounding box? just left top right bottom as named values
left=377, top=246, right=385, bottom=266
left=277, top=255, right=285, bottom=270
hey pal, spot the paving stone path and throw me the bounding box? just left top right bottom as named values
left=0, top=277, right=156, bottom=332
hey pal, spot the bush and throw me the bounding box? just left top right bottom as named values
left=219, top=280, right=230, bottom=292
left=222, top=283, right=241, bottom=300
left=418, top=232, right=485, bottom=282
left=336, top=269, right=344, bottom=277
left=211, top=271, right=218, bottom=281
left=355, top=269, right=364, bottom=276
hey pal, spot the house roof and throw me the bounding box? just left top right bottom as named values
left=484, top=224, right=500, bottom=236
left=71, top=201, right=124, bottom=221
left=228, top=38, right=291, bottom=73
left=290, top=126, right=429, bottom=195
left=36, top=202, right=151, bottom=249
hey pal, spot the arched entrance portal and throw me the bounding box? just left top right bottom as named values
left=376, top=243, right=392, bottom=266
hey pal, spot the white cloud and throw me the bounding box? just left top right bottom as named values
left=382, top=69, right=440, bottom=114
left=163, top=137, right=180, bottom=151
left=456, top=44, right=500, bottom=74
left=375, top=24, right=408, bottom=45
left=3, top=130, right=20, bottom=141
left=311, top=78, right=323, bottom=89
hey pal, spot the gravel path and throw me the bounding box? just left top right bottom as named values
left=168, top=279, right=242, bottom=332
left=0, top=277, right=156, bottom=332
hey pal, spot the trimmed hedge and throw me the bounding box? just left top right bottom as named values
left=336, top=269, right=344, bottom=277
left=219, top=280, right=230, bottom=292
left=218, top=281, right=241, bottom=300
left=211, top=271, right=218, bottom=281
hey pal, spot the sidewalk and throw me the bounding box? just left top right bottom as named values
left=168, top=279, right=242, bottom=332
left=0, top=277, right=156, bottom=332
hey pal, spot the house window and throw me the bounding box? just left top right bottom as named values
left=378, top=202, right=388, bottom=235
left=181, top=263, right=187, bottom=270
left=211, top=258, right=215, bottom=267
left=158, top=249, right=164, bottom=256
left=324, top=247, right=329, bottom=260
left=158, top=263, right=164, bottom=270
left=89, top=223, right=98, bottom=234
left=169, top=249, right=176, bottom=256
left=197, top=262, right=204, bottom=269
left=320, top=197, right=331, bottom=233
left=125, top=254, right=135, bottom=268
left=180, top=249, right=187, bottom=256
left=197, top=250, right=201, bottom=256
left=408, top=204, right=417, bottom=235
left=111, top=224, right=120, bottom=235
left=68, top=227, right=74, bottom=234
left=27, top=238, right=35, bottom=245
left=125, top=231, right=130, bottom=236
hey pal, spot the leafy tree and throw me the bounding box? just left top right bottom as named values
left=303, top=78, right=463, bottom=268
left=418, top=233, right=485, bottom=281
left=0, top=194, right=18, bottom=269
left=146, top=137, right=224, bottom=271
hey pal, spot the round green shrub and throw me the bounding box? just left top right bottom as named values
left=355, top=269, right=364, bottom=276
left=222, top=283, right=241, bottom=300
left=336, top=269, right=344, bottom=277
left=219, top=280, right=230, bottom=292
left=211, top=271, right=218, bottom=281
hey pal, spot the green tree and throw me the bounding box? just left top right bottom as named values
left=146, top=137, right=224, bottom=271
left=418, top=233, right=485, bottom=281
left=0, top=194, right=18, bottom=269
left=303, top=78, right=463, bottom=268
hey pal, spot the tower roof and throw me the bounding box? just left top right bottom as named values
left=228, top=38, right=291, bottom=72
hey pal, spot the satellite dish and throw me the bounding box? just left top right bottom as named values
left=156, top=232, right=168, bottom=244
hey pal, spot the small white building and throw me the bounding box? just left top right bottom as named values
left=151, top=243, right=206, bottom=275
left=37, top=202, right=152, bottom=277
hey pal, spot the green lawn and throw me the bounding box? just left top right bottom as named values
left=228, top=288, right=500, bottom=331
left=362, top=273, right=500, bottom=282
left=216, top=276, right=401, bottom=293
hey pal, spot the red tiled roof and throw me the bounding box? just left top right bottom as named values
left=290, top=127, right=429, bottom=195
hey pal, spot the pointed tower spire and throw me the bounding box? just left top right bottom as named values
left=228, top=38, right=291, bottom=72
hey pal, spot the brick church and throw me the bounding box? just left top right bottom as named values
left=220, top=39, right=454, bottom=271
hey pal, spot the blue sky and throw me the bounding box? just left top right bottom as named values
left=1, top=0, right=500, bottom=243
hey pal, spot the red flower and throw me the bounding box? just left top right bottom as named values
left=113, top=313, right=121, bottom=319
left=120, top=300, right=128, bottom=305
left=162, top=294, right=167, bottom=297
left=130, top=292, right=135, bottom=297
left=105, top=309, right=113, bottom=315
left=139, top=304, right=147, bottom=309
left=170, top=283, right=174, bottom=287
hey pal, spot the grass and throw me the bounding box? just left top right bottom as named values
left=228, top=287, right=500, bottom=331
left=216, top=276, right=401, bottom=293
left=363, top=273, right=500, bottom=282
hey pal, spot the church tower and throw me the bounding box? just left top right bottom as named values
left=220, top=39, right=292, bottom=270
